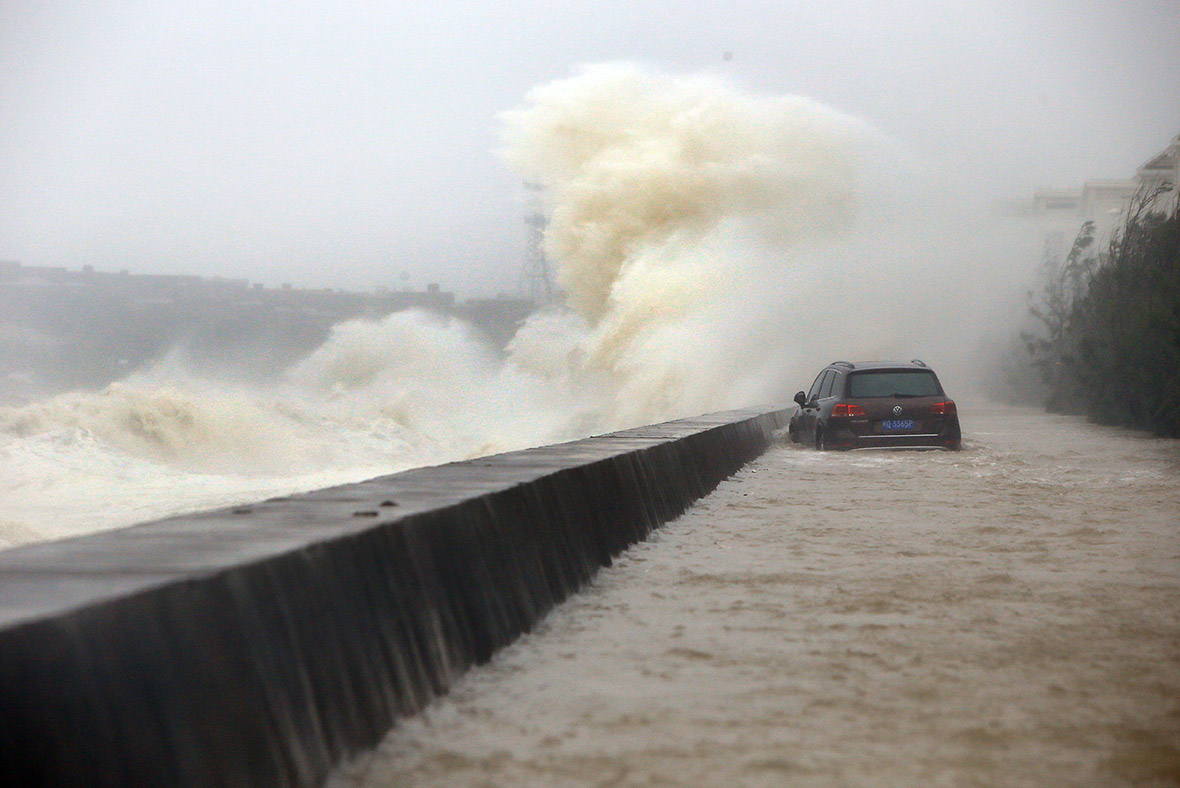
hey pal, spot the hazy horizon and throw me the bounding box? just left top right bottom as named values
left=3, top=0, right=1178, bottom=298
left=2, top=58, right=1045, bottom=545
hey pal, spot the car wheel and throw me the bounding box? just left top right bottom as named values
left=815, top=424, right=828, bottom=451
left=788, top=422, right=799, bottom=443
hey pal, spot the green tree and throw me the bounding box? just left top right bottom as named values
left=1072, top=191, right=1180, bottom=435
left=1022, top=220, right=1096, bottom=412
left=1024, top=186, right=1180, bottom=436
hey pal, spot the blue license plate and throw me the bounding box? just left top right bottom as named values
left=880, top=419, right=915, bottom=430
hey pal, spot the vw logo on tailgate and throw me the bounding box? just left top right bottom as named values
left=893, top=405, right=903, bottom=415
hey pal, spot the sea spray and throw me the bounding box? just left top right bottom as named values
left=499, top=62, right=866, bottom=424
left=2, top=64, right=874, bottom=545
left=500, top=64, right=861, bottom=323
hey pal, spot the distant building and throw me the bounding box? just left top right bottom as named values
left=1001, top=179, right=1137, bottom=242
left=1136, top=132, right=1179, bottom=214
left=999, top=131, right=1180, bottom=266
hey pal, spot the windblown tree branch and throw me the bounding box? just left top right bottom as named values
left=1023, top=185, right=1180, bottom=436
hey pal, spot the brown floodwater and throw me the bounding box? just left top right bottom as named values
left=329, top=402, right=1180, bottom=788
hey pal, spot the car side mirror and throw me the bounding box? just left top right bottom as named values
left=793, top=391, right=808, bottom=408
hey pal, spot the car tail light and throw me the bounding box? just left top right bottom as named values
left=929, top=400, right=957, bottom=416
left=831, top=403, right=867, bottom=417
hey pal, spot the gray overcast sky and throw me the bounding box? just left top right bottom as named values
left=2, top=0, right=1178, bottom=296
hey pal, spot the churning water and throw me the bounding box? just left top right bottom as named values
left=0, top=63, right=1036, bottom=547
left=1, top=62, right=1176, bottom=786
left=0, top=65, right=862, bottom=546
left=328, top=403, right=1180, bottom=788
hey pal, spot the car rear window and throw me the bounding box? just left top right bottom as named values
left=847, top=370, right=941, bottom=398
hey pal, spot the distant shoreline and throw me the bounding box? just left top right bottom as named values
left=0, top=261, right=535, bottom=402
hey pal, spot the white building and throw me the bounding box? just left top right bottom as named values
left=1135, top=132, right=1180, bottom=214
left=1000, top=132, right=1179, bottom=267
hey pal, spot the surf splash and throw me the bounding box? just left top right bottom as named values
left=1, top=63, right=870, bottom=546
left=501, top=63, right=861, bottom=322
left=499, top=63, right=866, bottom=425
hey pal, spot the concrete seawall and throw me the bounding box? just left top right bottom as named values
left=0, top=407, right=788, bottom=788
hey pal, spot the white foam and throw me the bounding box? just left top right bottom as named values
left=5, top=63, right=1032, bottom=545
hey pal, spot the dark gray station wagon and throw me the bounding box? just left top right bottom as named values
left=789, top=360, right=961, bottom=450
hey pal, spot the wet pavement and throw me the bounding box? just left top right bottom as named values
left=330, top=404, right=1180, bottom=788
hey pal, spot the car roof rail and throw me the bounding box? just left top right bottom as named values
left=831, top=360, right=855, bottom=369
left=910, top=358, right=926, bottom=367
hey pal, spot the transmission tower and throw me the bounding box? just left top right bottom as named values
left=522, top=182, right=557, bottom=306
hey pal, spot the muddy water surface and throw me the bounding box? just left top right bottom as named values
left=330, top=404, right=1180, bottom=788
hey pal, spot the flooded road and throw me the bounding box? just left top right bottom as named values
left=329, top=404, right=1180, bottom=788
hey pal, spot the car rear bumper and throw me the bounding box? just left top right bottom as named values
left=829, top=419, right=961, bottom=450
left=841, top=434, right=959, bottom=450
